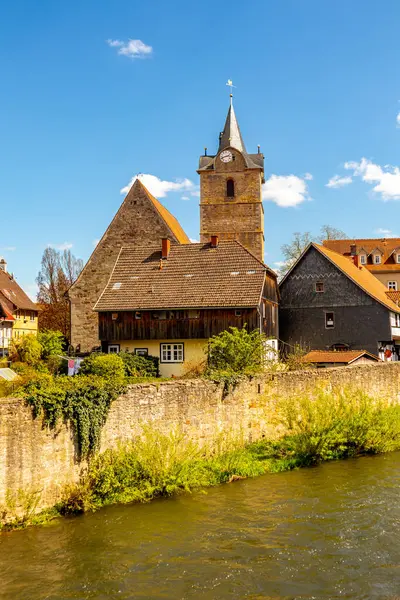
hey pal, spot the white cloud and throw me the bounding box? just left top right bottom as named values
left=48, top=242, right=73, bottom=251
left=304, top=173, right=313, bottom=181
left=189, top=238, right=199, bottom=243
left=262, top=174, right=311, bottom=208
left=397, top=112, right=400, bottom=127
left=326, top=174, right=353, bottom=188
left=121, top=173, right=197, bottom=198
left=375, top=228, right=398, bottom=238
left=0, top=246, right=16, bottom=252
left=106, top=38, right=152, bottom=59
left=345, top=157, right=400, bottom=200
left=181, top=195, right=190, bottom=201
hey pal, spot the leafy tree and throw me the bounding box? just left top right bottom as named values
left=207, top=327, right=267, bottom=375
left=37, top=330, right=65, bottom=360
left=10, top=334, right=42, bottom=366
left=36, top=248, right=83, bottom=339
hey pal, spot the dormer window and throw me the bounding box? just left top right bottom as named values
left=374, top=255, right=381, bottom=264
left=360, top=254, right=367, bottom=265
left=397, top=254, right=400, bottom=264
left=226, top=179, right=235, bottom=198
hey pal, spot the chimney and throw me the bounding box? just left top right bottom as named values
left=161, top=238, right=171, bottom=259
left=353, top=254, right=360, bottom=268
left=210, top=235, right=219, bottom=248
left=0, top=258, right=7, bottom=273
left=350, top=244, right=357, bottom=256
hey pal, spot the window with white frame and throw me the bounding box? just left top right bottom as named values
left=374, top=254, right=381, bottom=264
left=397, top=254, right=400, bottom=264
left=360, top=254, right=367, bottom=265
left=388, top=281, right=398, bottom=291
left=108, top=344, right=120, bottom=354
left=325, top=312, right=334, bottom=329
left=30, top=311, right=35, bottom=322
left=160, top=343, right=184, bottom=363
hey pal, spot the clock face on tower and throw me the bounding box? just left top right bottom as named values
left=220, top=150, right=233, bottom=163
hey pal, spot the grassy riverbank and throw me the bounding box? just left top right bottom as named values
left=2, top=387, right=400, bottom=531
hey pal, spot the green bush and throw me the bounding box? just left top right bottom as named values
left=37, top=330, right=64, bottom=360
left=79, top=353, right=126, bottom=385
left=10, top=335, right=42, bottom=366
left=119, top=352, right=159, bottom=378
left=207, top=327, right=266, bottom=373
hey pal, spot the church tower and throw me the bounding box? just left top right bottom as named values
left=198, top=96, right=265, bottom=261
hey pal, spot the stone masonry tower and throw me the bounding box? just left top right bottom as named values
left=198, top=96, right=265, bottom=261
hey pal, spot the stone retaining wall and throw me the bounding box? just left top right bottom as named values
left=1, top=363, right=399, bottom=512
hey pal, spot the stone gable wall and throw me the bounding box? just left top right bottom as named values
left=1, top=363, right=399, bottom=513
left=69, top=182, right=182, bottom=352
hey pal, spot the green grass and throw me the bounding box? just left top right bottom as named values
left=2, top=387, right=400, bottom=531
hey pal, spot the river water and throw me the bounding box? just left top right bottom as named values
left=1, top=453, right=400, bottom=600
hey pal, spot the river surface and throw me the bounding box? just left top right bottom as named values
left=1, top=453, right=400, bottom=600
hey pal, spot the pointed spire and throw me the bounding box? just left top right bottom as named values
left=218, top=95, right=247, bottom=154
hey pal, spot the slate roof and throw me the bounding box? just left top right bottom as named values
left=323, top=238, right=400, bottom=272
left=198, top=99, right=264, bottom=172
left=303, top=350, right=380, bottom=364
left=0, top=270, right=37, bottom=311
left=94, top=241, right=272, bottom=311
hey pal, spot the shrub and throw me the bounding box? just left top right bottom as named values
left=284, top=344, right=311, bottom=371
left=119, top=352, right=159, bottom=378
left=37, top=330, right=64, bottom=360
left=9, top=335, right=42, bottom=366
left=79, top=353, right=126, bottom=385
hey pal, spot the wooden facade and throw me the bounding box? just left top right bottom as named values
left=99, top=305, right=278, bottom=342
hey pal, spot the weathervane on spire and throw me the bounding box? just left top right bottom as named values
left=226, top=79, right=236, bottom=99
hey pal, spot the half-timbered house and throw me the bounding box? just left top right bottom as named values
left=94, top=237, right=279, bottom=376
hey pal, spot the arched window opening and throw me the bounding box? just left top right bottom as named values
left=226, top=179, right=235, bottom=198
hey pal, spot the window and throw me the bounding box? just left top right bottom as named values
left=111, top=313, right=118, bottom=321
left=235, top=310, right=242, bottom=317
left=188, top=310, right=200, bottom=319
left=160, top=343, right=184, bottom=363
left=226, top=179, right=235, bottom=198
left=152, top=311, right=166, bottom=320
left=325, top=312, right=334, bottom=329
left=108, top=344, right=120, bottom=354
left=374, top=254, right=381, bottom=264
left=394, top=314, right=400, bottom=328
left=388, top=281, right=398, bottom=291
left=360, top=254, right=367, bottom=265
left=30, top=312, right=35, bottom=322
left=134, top=311, right=142, bottom=320
left=135, top=348, right=148, bottom=356
left=315, top=282, right=324, bottom=293
left=397, top=254, right=400, bottom=264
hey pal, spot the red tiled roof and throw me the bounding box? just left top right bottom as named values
left=386, top=291, right=400, bottom=305
left=323, top=238, right=400, bottom=272
left=314, top=244, right=400, bottom=314
left=0, top=270, right=38, bottom=311
left=94, top=241, right=272, bottom=311
left=303, top=350, right=380, bottom=364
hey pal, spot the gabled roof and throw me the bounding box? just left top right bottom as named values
left=141, top=182, right=189, bottom=245
left=0, top=270, right=37, bottom=311
left=94, top=241, right=272, bottom=311
left=386, top=290, right=400, bottom=306
left=302, top=350, right=380, bottom=364
left=323, top=238, right=400, bottom=271
left=280, top=243, right=400, bottom=314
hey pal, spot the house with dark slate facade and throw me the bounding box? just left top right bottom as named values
left=279, top=243, right=400, bottom=359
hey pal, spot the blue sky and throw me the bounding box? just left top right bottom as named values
left=1, top=0, right=400, bottom=295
